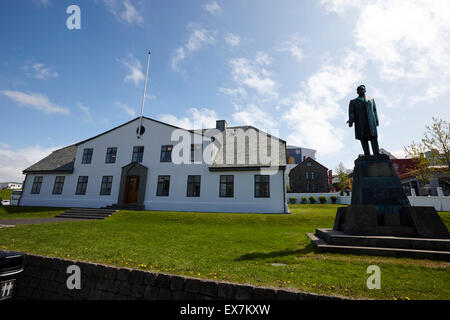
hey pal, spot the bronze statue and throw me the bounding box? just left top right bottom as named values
left=347, top=85, right=380, bottom=156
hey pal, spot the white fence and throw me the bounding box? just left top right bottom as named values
left=286, top=193, right=450, bottom=211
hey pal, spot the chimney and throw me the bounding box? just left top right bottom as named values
left=216, top=120, right=227, bottom=132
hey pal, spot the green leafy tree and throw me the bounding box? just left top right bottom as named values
left=335, top=162, right=350, bottom=191
left=404, top=117, right=450, bottom=184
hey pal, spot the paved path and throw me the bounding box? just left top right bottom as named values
left=0, top=217, right=84, bottom=227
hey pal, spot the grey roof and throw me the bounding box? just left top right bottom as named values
left=23, top=117, right=287, bottom=174
left=23, top=145, right=77, bottom=174
left=209, top=127, right=286, bottom=170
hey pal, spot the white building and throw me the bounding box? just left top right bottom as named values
left=20, top=117, right=288, bottom=213
left=0, top=182, right=22, bottom=190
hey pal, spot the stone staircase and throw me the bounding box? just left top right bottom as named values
left=56, top=208, right=117, bottom=220
left=103, top=204, right=144, bottom=211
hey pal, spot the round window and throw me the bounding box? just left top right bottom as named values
left=136, top=126, right=145, bottom=135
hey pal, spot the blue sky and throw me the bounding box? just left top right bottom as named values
left=1, top=0, right=449, bottom=182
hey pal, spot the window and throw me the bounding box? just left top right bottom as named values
left=100, top=176, right=113, bottom=195
left=311, top=172, right=315, bottom=180
left=254, top=175, right=270, bottom=198
left=156, top=176, right=170, bottom=196
left=52, top=176, right=65, bottom=195
left=219, top=175, right=234, bottom=197
left=105, top=147, right=117, bottom=164
left=191, top=144, right=202, bottom=163
left=312, top=184, right=315, bottom=192
left=75, top=176, right=89, bottom=195
left=160, top=145, right=173, bottom=162
left=132, top=146, right=144, bottom=163
left=31, top=176, right=43, bottom=194
left=307, top=161, right=312, bottom=166
left=82, top=148, right=93, bottom=164
left=305, top=172, right=309, bottom=180
left=187, top=175, right=201, bottom=197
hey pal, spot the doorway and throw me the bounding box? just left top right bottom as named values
left=125, top=175, right=139, bottom=204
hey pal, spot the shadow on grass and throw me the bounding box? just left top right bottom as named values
left=235, top=242, right=318, bottom=261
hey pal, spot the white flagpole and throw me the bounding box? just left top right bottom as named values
left=138, top=50, right=151, bottom=139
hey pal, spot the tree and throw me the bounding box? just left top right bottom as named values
left=404, top=117, right=450, bottom=184
left=335, top=162, right=350, bottom=191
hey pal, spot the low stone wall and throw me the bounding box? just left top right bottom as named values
left=16, top=254, right=341, bottom=300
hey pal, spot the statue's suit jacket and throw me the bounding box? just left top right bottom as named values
left=348, top=96, right=379, bottom=140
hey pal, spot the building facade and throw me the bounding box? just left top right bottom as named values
left=20, top=117, right=288, bottom=213
left=288, top=157, right=329, bottom=193
left=284, top=145, right=316, bottom=190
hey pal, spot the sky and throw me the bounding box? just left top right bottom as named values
left=1, top=0, right=450, bottom=182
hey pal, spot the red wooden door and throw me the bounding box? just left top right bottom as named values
left=125, top=176, right=139, bottom=203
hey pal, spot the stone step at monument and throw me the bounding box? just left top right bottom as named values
left=55, top=208, right=117, bottom=220
left=307, top=232, right=450, bottom=261
left=316, top=228, right=450, bottom=252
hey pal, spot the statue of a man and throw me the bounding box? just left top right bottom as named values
left=347, top=85, right=380, bottom=156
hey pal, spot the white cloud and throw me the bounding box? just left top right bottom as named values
left=118, top=53, right=145, bottom=86
left=203, top=1, right=222, bottom=15
left=24, top=63, right=58, bottom=80
left=97, top=0, right=143, bottom=25
left=0, top=144, right=61, bottom=182
left=77, top=102, right=92, bottom=122
left=277, top=35, right=304, bottom=63
left=282, top=50, right=365, bottom=155
left=158, top=107, right=218, bottom=129
left=228, top=53, right=277, bottom=98
left=232, top=104, right=277, bottom=128
left=321, top=0, right=450, bottom=104
left=224, top=33, right=240, bottom=47
left=1, top=90, right=69, bottom=115
left=116, top=101, right=137, bottom=117
left=172, top=26, right=216, bottom=72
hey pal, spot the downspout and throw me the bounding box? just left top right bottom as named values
left=282, top=166, right=287, bottom=214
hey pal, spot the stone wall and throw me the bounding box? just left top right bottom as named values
left=16, top=254, right=341, bottom=300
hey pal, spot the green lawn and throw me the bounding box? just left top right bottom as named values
left=0, top=189, right=12, bottom=200
left=0, top=206, right=66, bottom=219
left=0, top=204, right=449, bottom=300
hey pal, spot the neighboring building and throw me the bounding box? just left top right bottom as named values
left=380, top=148, right=397, bottom=159
left=0, top=182, right=22, bottom=190
left=392, top=158, right=450, bottom=196
left=288, top=157, right=328, bottom=193
left=20, top=117, right=287, bottom=213
left=285, top=145, right=316, bottom=189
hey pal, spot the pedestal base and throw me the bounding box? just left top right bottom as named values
left=308, top=228, right=450, bottom=261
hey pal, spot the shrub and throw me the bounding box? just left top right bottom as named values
left=301, top=197, right=308, bottom=204
left=330, top=196, right=338, bottom=204
left=289, top=197, right=297, bottom=204
left=309, top=196, right=317, bottom=204
left=319, top=196, right=327, bottom=204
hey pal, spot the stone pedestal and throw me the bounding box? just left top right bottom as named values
left=333, top=155, right=449, bottom=239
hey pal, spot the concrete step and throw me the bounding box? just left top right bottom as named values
left=316, top=228, right=450, bottom=252
left=57, top=213, right=108, bottom=220
left=63, top=210, right=113, bottom=216
left=308, top=232, right=450, bottom=261
left=65, top=208, right=116, bottom=213
left=55, top=207, right=117, bottom=220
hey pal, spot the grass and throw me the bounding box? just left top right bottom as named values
left=0, top=206, right=66, bottom=220
left=0, top=189, right=12, bottom=200
left=0, top=204, right=449, bottom=300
